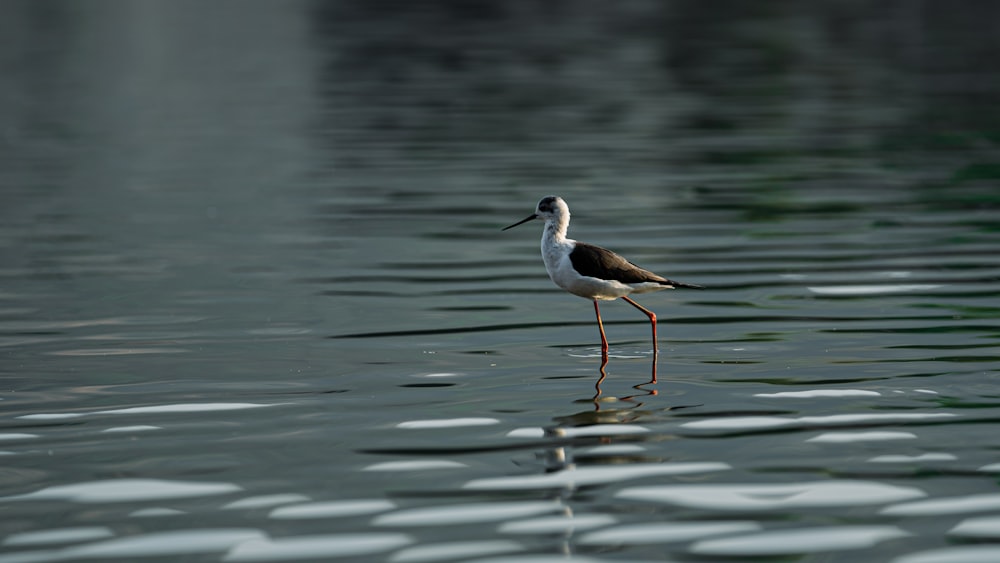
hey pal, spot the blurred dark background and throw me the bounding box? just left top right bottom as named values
left=3, top=0, right=998, bottom=206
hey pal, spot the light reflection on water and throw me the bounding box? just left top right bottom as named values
left=1, top=1, right=1000, bottom=562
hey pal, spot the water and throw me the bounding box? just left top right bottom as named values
left=2, top=1, right=1000, bottom=561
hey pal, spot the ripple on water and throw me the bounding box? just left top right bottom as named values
left=807, top=284, right=943, bottom=295
left=463, top=462, right=730, bottom=491
left=949, top=515, right=1000, bottom=538
left=681, top=412, right=958, bottom=434
left=806, top=431, right=917, bottom=443
left=578, top=521, right=762, bottom=546
left=388, top=540, right=524, bottom=563
left=223, top=533, right=413, bottom=561
left=498, top=514, right=618, bottom=535
left=396, top=418, right=500, bottom=429
left=17, top=402, right=280, bottom=420
left=132, top=507, right=189, bottom=518
left=372, top=501, right=564, bottom=527
left=457, top=556, right=641, bottom=563
left=506, top=424, right=650, bottom=439
left=222, top=494, right=312, bottom=510
left=576, top=444, right=646, bottom=456
left=891, top=545, right=1000, bottom=563
left=48, top=347, right=189, bottom=356
left=0, top=433, right=38, bottom=441
left=2, top=527, right=114, bottom=547
left=689, top=525, right=911, bottom=556
left=0, top=529, right=266, bottom=563
left=754, top=389, right=881, bottom=398
left=0, top=478, right=242, bottom=503
left=617, top=480, right=925, bottom=510
left=868, top=453, right=957, bottom=463
left=100, top=425, right=161, bottom=433
left=268, top=499, right=396, bottom=520
left=881, top=493, right=1000, bottom=516
left=363, top=460, right=469, bottom=471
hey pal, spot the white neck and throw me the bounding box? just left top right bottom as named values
left=543, top=214, right=570, bottom=243
left=539, top=215, right=574, bottom=284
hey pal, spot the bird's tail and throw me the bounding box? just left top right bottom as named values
left=661, top=279, right=704, bottom=290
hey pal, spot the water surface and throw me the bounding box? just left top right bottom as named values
left=2, top=2, right=1000, bottom=562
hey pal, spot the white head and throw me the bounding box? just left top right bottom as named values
left=502, top=196, right=569, bottom=231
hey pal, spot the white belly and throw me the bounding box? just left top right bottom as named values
left=545, top=251, right=657, bottom=300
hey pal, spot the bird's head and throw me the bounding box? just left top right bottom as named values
left=502, top=195, right=568, bottom=231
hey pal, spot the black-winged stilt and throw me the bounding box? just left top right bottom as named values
left=503, top=196, right=702, bottom=359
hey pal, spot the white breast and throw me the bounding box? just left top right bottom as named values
left=541, top=238, right=636, bottom=300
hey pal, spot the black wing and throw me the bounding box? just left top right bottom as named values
left=569, top=242, right=704, bottom=289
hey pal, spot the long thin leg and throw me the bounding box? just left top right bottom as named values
left=593, top=300, right=609, bottom=355
left=621, top=296, right=657, bottom=355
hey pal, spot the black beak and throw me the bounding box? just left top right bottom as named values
left=502, top=214, right=538, bottom=231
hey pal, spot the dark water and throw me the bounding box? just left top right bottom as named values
left=2, top=1, right=1000, bottom=561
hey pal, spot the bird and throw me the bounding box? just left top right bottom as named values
left=503, top=195, right=702, bottom=358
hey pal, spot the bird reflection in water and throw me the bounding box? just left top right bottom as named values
left=592, top=352, right=658, bottom=406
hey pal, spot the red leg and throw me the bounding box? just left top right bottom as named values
left=621, top=296, right=658, bottom=356
left=593, top=300, right=609, bottom=355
